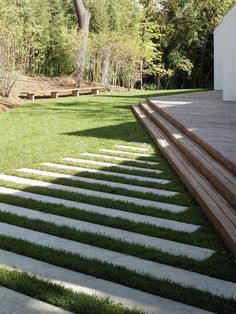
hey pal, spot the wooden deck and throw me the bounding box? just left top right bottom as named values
left=149, top=91, right=236, bottom=174
left=133, top=90, right=236, bottom=257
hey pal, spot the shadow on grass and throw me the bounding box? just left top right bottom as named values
left=9, top=101, right=133, bottom=121
left=63, top=122, right=146, bottom=142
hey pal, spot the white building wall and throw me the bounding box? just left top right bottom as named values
left=214, top=4, right=236, bottom=101
left=223, top=7, right=236, bottom=101
left=214, top=26, right=224, bottom=90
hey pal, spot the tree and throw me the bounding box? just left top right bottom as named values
left=81, top=0, right=142, bottom=88
left=139, top=0, right=233, bottom=89
left=0, top=0, right=233, bottom=92
left=139, top=0, right=174, bottom=89
left=73, top=0, right=91, bottom=85
left=73, top=0, right=90, bottom=33
left=0, top=0, right=30, bottom=97
left=138, top=8, right=159, bottom=89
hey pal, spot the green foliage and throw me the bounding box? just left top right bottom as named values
left=0, top=0, right=31, bottom=96
left=0, top=0, right=234, bottom=88
left=85, top=0, right=139, bottom=35
left=168, top=51, right=193, bottom=76
left=83, top=0, right=142, bottom=87
left=139, top=0, right=234, bottom=88
left=0, top=0, right=79, bottom=77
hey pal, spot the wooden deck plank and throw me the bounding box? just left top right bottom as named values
left=141, top=103, right=236, bottom=207
left=148, top=91, right=236, bottom=174
left=132, top=105, right=236, bottom=257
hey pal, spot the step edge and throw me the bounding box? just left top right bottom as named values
left=147, top=98, right=236, bottom=176
left=141, top=102, right=236, bottom=208
left=132, top=105, right=236, bottom=258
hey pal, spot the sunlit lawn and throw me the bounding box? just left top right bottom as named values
left=0, top=89, right=200, bottom=171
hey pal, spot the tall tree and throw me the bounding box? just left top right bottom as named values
left=73, top=0, right=91, bottom=85
left=73, top=0, right=90, bottom=33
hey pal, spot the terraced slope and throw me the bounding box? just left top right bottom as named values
left=0, top=144, right=235, bottom=313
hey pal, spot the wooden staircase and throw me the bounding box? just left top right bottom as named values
left=132, top=100, right=236, bottom=258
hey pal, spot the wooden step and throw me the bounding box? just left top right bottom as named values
left=132, top=104, right=236, bottom=258
left=140, top=102, right=236, bottom=208
left=147, top=99, right=236, bottom=176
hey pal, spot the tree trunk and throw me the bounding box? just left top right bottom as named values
left=101, top=52, right=110, bottom=87
left=73, top=0, right=91, bottom=85
left=157, top=74, right=161, bottom=90
left=140, top=60, right=144, bottom=90
left=73, top=0, right=90, bottom=34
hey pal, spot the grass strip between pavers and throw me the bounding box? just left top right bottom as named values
left=60, top=159, right=172, bottom=180
left=74, top=155, right=160, bottom=169
left=74, top=154, right=160, bottom=163
left=16, top=168, right=177, bottom=196
left=0, top=211, right=235, bottom=282
left=0, top=194, right=219, bottom=248
left=0, top=265, right=143, bottom=314
left=39, top=163, right=182, bottom=192
left=0, top=236, right=235, bottom=314
left=0, top=181, right=203, bottom=225
left=8, top=170, right=193, bottom=206
left=74, top=154, right=160, bottom=166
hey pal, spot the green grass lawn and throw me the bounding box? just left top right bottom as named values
left=0, top=89, right=201, bottom=171
left=1, top=88, right=236, bottom=313
left=0, top=265, right=143, bottom=314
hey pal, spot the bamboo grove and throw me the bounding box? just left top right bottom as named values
left=0, top=0, right=234, bottom=95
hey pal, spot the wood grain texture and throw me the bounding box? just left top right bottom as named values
left=132, top=102, right=236, bottom=258
left=147, top=91, right=236, bottom=175
left=141, top=102, right=236, bottom=208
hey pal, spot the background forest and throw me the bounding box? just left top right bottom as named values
left=0, top=0, right=234, bottom=96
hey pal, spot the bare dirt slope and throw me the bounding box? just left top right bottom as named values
left=0, top=75, right=102, bottom=113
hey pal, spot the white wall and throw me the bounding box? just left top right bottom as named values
left=223, top=6, right=236, bottom=101
left=214, top=25, right=224, bottom=90
left=214, top=4, right=236, bottom=101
